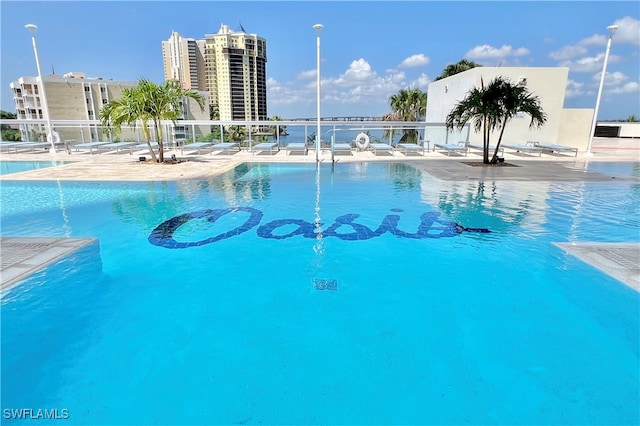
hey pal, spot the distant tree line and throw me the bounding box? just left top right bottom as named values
left=1, top=110, right=21, bottom=141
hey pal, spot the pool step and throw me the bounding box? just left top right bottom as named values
left=554, top=242, right=640, bottom=291
left=0, top=237, right=98, bottom=292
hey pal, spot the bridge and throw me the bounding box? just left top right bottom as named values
left=286, top=116, right=385, bottom=122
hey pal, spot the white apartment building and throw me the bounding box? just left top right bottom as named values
left=163, top=24, right=268, bottom=121
left=10, top=73, right=137, bottom=142
left=426, top=67, right=593, bottom=150
left=9, top=73, right=210, bottom=144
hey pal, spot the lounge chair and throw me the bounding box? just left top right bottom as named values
left=502, top=141, right=542, bottom=157
left=286, top=142, right=308, bottom=155
left=134, top=142, right=159, bottom=151
left=397, top=140, right=429, bottom=156
left=73, top=141, right=110, bottom=155
left=97, top=142, right=136, bottom=155
left=536, top=142, right=578, bottom=157
left=210, top=141, right=240, bottom=155
left=332, top=141, right=353, bottom=155
left=433, top=141, right=469, bottom=156
left=252, top=142, right=279, bottom=155
left=468, top=143, right=504, bottom=156
left=181, top=142, right=213, bottom=155
left=0, top=142, right=22, bottom=153
left=369, top=142, right=394, bottom=155
left=3, top=142, right=52, bottom=154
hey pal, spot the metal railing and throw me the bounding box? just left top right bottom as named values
left=0, top=118, right=470, bottom=149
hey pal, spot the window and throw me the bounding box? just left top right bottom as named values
left=84, top=86, right=90, bottom=92
left=100, top=87, right=106, bottom=93
left=88, top=110, right=93, bottom=116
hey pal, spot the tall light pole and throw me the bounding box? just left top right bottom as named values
left=586, top=24, right=619, bottom=156
left=25, top=24, right=56, bottom=153
left=313, top=23, right=323, bottom=162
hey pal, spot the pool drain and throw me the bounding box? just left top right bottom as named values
left=313, top=279, right=338, bottom=291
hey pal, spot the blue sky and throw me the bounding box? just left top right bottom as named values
left=1, top=1, right=639, bottom=120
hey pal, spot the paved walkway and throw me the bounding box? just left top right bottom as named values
left=0, top=137, right=638, bottom=182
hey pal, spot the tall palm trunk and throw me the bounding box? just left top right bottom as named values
left=153, top=119, right=165, bottom=163
left=483, top=117, right=490, bottom=164
left=491, top=122, right=508, bottom=164
left=141, top=122, right=158, bottom=162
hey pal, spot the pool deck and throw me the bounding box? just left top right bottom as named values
left=1, top=137, right=638, bottom=292
left=0, top=137, right=637, bottom=182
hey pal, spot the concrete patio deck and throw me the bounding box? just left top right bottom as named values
left=0, top=137, right=637, bottom=182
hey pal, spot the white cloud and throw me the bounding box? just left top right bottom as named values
left=334, top=59, right=376, bottom=86
left=558, top=55, right=601, bottom=73
left=564, top=79, right=585, bottom=98
left=592, top=71, right=628, bottom=85
left=578, top=17, right=640, bottom=46
left=267, top=77, right=311, bottom=107
left=267, top=55, right=433, bottom=117
left=398, top=54, right=430, bottom=68
left=612, top=16, right=640, bottom=45
left=579, top=34, right=607, bottom=47
left=465, top=44, right=530, bottom=59
left=415, top=73, right=431, bottom=91
left=297, top=69, right=316, bottom=80
left=609, top=81, right=640, bottom=94
left=558, top=53, right=621, bottom=73
left=549, top=45, right=587, bottom=60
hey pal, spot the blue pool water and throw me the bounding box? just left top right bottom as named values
left=0, top=160, right=70, bottom=175
left=1, top=162, right=639, bottom=425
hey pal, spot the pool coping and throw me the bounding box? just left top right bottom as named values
left=0, top=237, right=98, bottom=292
left=0, top=135, right=637, bottom=182
left=553, top=242, right=640, bottom=292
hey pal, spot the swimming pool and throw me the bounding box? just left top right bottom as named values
left=1, top=162, right=638, bottom=424
left=0, top=160, right=70, bottom=175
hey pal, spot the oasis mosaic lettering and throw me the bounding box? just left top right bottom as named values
left=148, top=207, right=490, bottom=249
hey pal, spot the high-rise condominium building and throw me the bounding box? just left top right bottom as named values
left=162, top=24, right=268, bottom=121
left=162, top=31, right=206, bottom=91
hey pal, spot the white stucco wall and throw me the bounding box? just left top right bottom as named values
left=557, top=109, right=593, bottom=149
left=426, top=67, right=575, bottom=147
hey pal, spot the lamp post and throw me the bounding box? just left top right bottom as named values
left=586, top=24, right=619, bottom=156
left=25, top=24, right=56, bottom=153
left=313, top=23, right=323, bottom=162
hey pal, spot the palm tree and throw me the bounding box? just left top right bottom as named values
left=446, top=76, right=546, bottom=164
left=387, top=88, right=427, bottom=121
left=1, top=110, right=21, bottom=141
left=100, top=78, right=205, bottom=163
left=225, top=125, right=246, bottom=143
left=383, top=88, right=427, bottom=143
left=435, top=59, right=482, bottom=81
left=269, top=115, right=288, bottom=136
left=99, top=86, right=156, bottom=160
left=625, top=114, right=639, bottom=122
left=209, top=103, right=220, bottom=120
